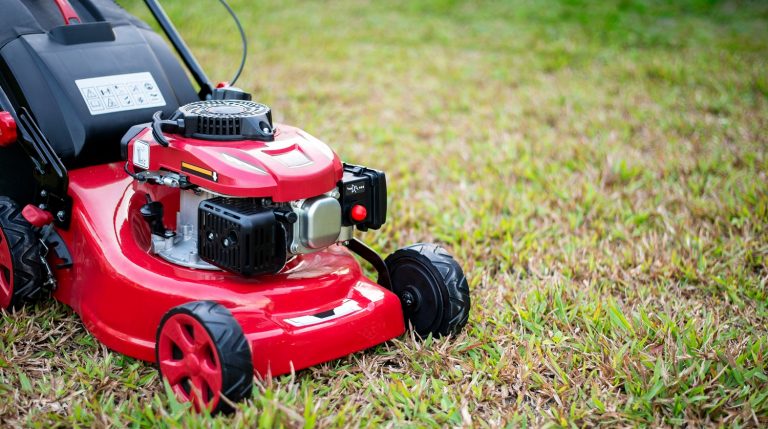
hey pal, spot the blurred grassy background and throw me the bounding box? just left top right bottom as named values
left=1, top=0, right=767, bottom=427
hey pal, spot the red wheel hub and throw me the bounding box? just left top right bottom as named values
left=0, top=228, right=14, bottom=309
left=157, top=313, right=223, bottom=411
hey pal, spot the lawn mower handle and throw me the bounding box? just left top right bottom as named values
left=142, top=0, right=214, bottom=99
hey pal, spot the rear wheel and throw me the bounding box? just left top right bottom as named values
left=156, top=301, right=253, bottom=414
left=0, top=197, right=46, bottom=310
left=385, top=243, right=470, bottom=338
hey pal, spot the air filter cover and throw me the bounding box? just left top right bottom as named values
left=177, top=100, right=274, bottom=141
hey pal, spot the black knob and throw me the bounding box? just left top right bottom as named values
left=274, top=210, right=298, bottom=224
left=140, top=200, right=170, bottom=237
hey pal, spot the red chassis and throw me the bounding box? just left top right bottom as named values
left=51, top=162, right=405, bottom=377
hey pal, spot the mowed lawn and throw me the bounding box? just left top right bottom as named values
left=1, top=0, right=767, bottom=427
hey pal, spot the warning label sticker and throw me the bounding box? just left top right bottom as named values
left=75, top=72, right=166, bottom=116
left=133, top=140, right=150, bottom=169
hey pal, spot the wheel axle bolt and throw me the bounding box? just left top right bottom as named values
left=402, top=291, right=415, bottom=307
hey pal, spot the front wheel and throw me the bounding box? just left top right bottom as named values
left=156, top=301, right=253, bottom=414
left=385, top=244, right=470, bottom=338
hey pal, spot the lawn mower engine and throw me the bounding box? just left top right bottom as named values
left=123, top=98, right=386, bottom=276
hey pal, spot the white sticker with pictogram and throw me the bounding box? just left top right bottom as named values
left=75, top=72, right=166, bottom=115
left=133, top=139, right=150, bottom=169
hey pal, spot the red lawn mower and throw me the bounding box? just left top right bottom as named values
left=0, top=0, right=470, bottom=413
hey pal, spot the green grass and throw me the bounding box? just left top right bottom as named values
left=2, top=0, right=767, bottom=426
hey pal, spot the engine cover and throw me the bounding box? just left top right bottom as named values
left=177, top=100, right=275, bottom=142
left=124, top=123, right=344, bottom=201
left=198, top=197, right=287, bottom=276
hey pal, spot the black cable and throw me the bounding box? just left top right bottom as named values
left=218, top=0, right=248, bottom=86
left=151, top=111, right=171, bottom=147
left=124, top=161, right=144, bottom=181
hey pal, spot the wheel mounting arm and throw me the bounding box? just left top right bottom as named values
left=344, top=238, right=392, bottom=291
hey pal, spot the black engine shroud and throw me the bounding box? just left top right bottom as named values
left=198, top=198, right=288, bottom=276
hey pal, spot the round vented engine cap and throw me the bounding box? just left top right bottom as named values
left=176, top=100, right=274, bottom=141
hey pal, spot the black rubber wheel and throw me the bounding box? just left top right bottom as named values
left=385, top=243, right=470, bottom=338
left=156, top=301, right=253, bottom=414
left=0, top=197, right=46, bottom=310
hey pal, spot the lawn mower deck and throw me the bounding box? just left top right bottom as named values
left=56, top=162, right=405, bottom=376
left=0, top=0, right=470, bottom=413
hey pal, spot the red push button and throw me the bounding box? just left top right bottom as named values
left=0, top=112, right=17, bottom=147
left=350, top=205, right=367, bottom=222
left=22, top=205, right=53, bottom=228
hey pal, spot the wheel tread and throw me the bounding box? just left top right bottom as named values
left=156, top=300, right=253, bottom=414
left=386, top=243, right=471, bottom=338
left=0, top=197, right=47, bottom=309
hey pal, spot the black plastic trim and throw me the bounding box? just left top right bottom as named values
left=120, top=123, right=149, bottom=160
left=41, top=224, right=73, bottom=269
left=48, top=21, right=115, bottom=45
left=15, top=108, right=71, bottom=228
